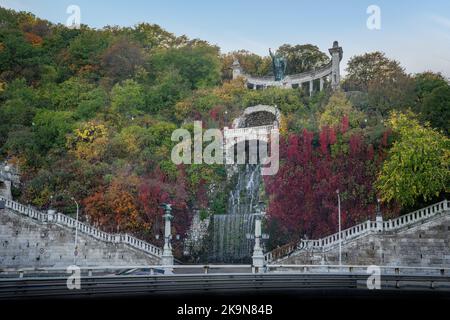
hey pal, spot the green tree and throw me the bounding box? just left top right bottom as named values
left=110, top=79, right=145, bottom=117
left=414, top=72, right=448, bottom=104
left=420, top=85, right=450, bottom=134
left=66, top=29, right=111, bottom=74
left=376, top=112, right=450, bottom=207
left=343, top=52, right=405, bottom=92
left=277, top=44, right=329, bottom=75
left=145, top=69, right=190, bottom=115
left=33, top=109, right=75, bottom=152
left=150, top=42, right=221, bottom=89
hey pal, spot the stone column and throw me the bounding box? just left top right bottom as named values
left=320, top=77, right=324, bottom=91
left=47, top=209, right=56, bottom=222
left=252, top=208, right=265, bottom=272
left=309, top=80, right=313, bottom=96
left=161, top=204, right=174, bottom=273
left=376, top=199, right=383, bottom=232
left=329, top=41, right=343, bottom=90
left=231, top=59, right=242, bottom=80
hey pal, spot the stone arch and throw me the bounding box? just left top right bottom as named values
left=232, top=105, right=281, bottom=129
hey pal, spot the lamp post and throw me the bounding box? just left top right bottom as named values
left=160, top=203, right=174, bottom=273
left=252, top=201, right=266, bottom=272
left=336, top=189, right=342, bottom=266
left=71, top=197, right=79, bottom=265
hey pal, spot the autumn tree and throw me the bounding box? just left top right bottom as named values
left=221, top=50, right=271, bottom=79
left=264, top=119, right=392, bottom=244
left=319, top=91, right=364, bottom=129
left=101, top=38, right=144, bottom=81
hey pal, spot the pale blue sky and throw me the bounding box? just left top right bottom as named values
left=1, top=0, right=450, bottom=77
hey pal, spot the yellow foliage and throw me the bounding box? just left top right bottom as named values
left=68, top=121, right=109, bottom=162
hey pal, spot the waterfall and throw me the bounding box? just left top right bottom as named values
left=210, top=164, right=261, bottom=263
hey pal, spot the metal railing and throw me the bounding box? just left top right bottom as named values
left=1, top=264, right=449, bottom=299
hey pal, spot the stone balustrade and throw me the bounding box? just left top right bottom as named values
left=224, top=124, right=275, bottom=139
left=0, top=196, right=162, bottom=258
left=265, top=200, right=449, bottom=263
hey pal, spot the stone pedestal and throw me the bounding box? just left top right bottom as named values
left=252, top=213, right=265, bottom=272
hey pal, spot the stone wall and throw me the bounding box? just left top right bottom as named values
left=0, top=208, right=160, bottom=268
left=280, top=213, right=450, bottom=267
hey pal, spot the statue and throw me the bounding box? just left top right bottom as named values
left=269, top=48, right=287, bottom=81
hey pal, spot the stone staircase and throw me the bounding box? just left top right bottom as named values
left=0, top=196, right=162, bottom=267
left=265, top=200, right=450, bottom=264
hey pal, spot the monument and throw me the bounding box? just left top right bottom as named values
left=269, top=48, right=287, bottom=81
left=232, top=41, right=343, bottom=95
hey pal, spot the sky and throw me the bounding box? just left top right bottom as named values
left=1, top=0, right=450, bottom=77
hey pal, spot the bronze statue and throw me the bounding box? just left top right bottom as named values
left=269, top=48, right=287, bottom=81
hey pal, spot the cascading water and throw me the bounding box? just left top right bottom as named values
left=210, top=164, right=261, bottom=263
left=206, top=106, right=278, bottom=263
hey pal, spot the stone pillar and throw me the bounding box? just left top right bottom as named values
left=320, top=77, right=324, bottom=91
left=252, top=213, right=265, bottom=270
left=309, top=80, right=313, bottom=96
left=231, top=59, right=242, bottom=80
left=47, top=209, right=56, bottom=222
left=376, top=199, right=383, bottom=232
left=329, top=41, right=343, bottom=90
left=161, top=204, right=174, bottom=273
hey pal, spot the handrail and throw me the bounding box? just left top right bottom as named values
left=0, top=196, right=162, bottom=257
left=265, top=200, right=449, bottom=263
left=1, top=264, right=449, bottom=277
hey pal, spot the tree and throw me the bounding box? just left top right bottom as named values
left=319, top=91, right=364, bottom=129
left=145, top=69, right=190, bottom=115
left=221, top=50, right=271, bottom=79
left=0, top=28, right=42, bottom=82
left=343, top=52, right=405, bottom=92
left=413, top=72, right=450, bottom=134
left=75, top=87, right=107, bottom=120
left=67, top=121, right=109, bottom=163
left=130, top=23, right=180, bottom=50
left=376, top=112, right=450, bottom=207
left=277, top=44, right=329, bottom=75
left=150, top=42, right=221, bottom=89
left=66, top=29, right=111, bottom=75
left=101, top=38, right=144, bottom=81
left=414, top=72, right=448, bottom=105
left=367, top=69, right=415, bottom=115
left=110, top=79, right=146, bottom=117
left=264, top=120, right=392, bottom=242
left=32, top=109, right=75, bottom=153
